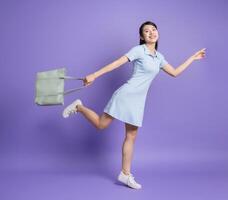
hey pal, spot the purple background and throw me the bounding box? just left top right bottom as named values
left=0, top=0, right=227, bottom=199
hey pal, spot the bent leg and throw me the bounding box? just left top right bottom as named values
left=77, top=104, right=114, bottom=130
left=122, top=123, right=138, bottom=175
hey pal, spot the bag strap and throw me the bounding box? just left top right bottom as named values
left=60, top=76, right=84, bottom=81
left=37, top=76, right=87, bottom=97
left=60, top=76, right=87, bottom=95
left=63, top=86, right=86, bottom=95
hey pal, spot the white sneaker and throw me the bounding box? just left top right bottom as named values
left=62, top=99, right=83, bottom=118
left=117, top=171, right=142, bottom=189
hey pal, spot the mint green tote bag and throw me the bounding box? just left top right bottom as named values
left=35, top=68, right=85, bottom=106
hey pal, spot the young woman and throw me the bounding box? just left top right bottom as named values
left=62, top=21, right=206, bottom=189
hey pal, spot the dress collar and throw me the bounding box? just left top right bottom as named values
left=143, top=44, right=158, bottom=57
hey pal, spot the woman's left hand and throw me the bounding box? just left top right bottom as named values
left=191, top=48, right=206, bottom=60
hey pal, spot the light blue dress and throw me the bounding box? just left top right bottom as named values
left=103, top=44, right=168, bottom=127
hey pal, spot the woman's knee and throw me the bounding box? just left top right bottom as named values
left=97, top=121, right=112, bottom=130
left=126, top=131, right=138, bottom=141
left=97, top=122, right=107, bottom=130
left=125, top=123, right=138, bottom=140
left=97, top=114, right=113, bottom=130
left=125, top=123, right=138, bottom=132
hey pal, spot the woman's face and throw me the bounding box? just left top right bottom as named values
left=141, top=25, right=159, bottom=44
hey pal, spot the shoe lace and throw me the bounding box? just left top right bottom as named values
left=68, top=109, right=76, bottom=115
left=128, top=174, right=137, bottom=184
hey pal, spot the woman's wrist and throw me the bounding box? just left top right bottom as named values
left=189, top=56, right=195, bottom=62
left=93, top=72, right=98, bottom=79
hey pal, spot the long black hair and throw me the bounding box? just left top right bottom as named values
left=139, top=21, right=158, bottom=50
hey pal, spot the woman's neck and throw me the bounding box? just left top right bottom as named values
left=145, top=43, right=156, bottom=54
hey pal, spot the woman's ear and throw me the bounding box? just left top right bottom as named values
left=140, top=36, right=144, bottom=40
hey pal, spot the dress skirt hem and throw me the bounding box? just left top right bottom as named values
left=103, top=110, right=142, bottom=127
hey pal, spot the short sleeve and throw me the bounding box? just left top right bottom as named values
left=125, top=46, right=141, bottom=62
left=159, top=53, right=168, bottom=69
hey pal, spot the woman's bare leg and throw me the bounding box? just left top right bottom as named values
left=121, top=123, right=138, bottom=175
left=77, top=104, right=114, bottom=130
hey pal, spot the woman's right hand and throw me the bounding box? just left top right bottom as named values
left=83, top=73, right=96, bottom=86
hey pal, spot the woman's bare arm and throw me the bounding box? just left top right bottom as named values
left=84, top=55, right=129, bottom=86
left=162, top=48, right=206, bottom=77
left=94, top=56, right=129, bottom=78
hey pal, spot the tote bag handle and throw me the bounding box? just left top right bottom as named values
left=59, top=76, right=87, bottom=96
